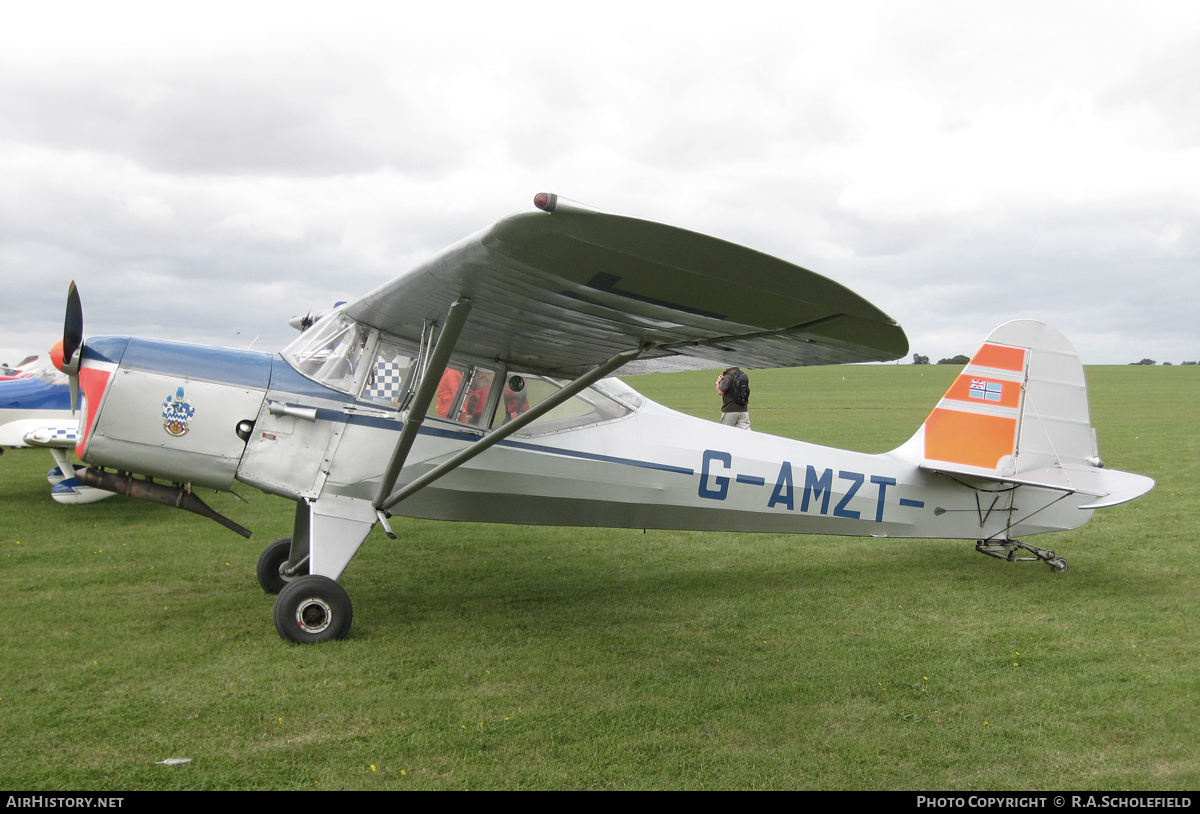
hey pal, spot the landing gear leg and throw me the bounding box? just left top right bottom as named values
left=256, top=537, right=309, bottom=594
left=975, top=539, right=1068, bottom=572
left=268, top=495, right=372, bottom=642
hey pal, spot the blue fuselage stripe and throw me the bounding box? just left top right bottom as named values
left=495, top=438, right=695, bottom=475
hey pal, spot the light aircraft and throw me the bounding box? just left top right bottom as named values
left=0, top=355, right=41, bottom=381
left=50, top=193, right=1154, bottom=643
left=0, top=360, right=111, bottom=504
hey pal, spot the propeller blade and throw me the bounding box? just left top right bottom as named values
left=55, top=282, right=85, bottom=416
left=63, top=281, right=83, bottom=372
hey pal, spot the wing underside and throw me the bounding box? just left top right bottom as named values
left=344, top=197, right=908, bottom=376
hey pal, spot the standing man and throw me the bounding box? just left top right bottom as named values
left=716, top=367, right=751, bottom=429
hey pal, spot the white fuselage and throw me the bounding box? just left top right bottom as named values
left=74, top=336, right=1092, bottom=548
left=238, top=371, right=1091, bottom=543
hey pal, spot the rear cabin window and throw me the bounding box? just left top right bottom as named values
left=494, top=374, right=634, bottom=436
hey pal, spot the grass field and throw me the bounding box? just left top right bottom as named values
left=0, top=364, right=1195, bottom=790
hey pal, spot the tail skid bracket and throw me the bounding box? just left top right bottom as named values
left=976, top=538, right=1068, bottom=572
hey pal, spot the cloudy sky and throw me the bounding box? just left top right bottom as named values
left=2, top=1, right=1197, bottom=367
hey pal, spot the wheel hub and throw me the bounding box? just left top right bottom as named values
left=295, top=597, right=333, bottom=634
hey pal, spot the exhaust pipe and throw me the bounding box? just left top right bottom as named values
left=79, top=467, right=252, bottom=539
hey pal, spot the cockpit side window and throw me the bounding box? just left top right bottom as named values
left=360, top=341, right=415, bottom=409
left=422, top=364, right=500, bottom=427
left=427, top=365, right=467, bottom=419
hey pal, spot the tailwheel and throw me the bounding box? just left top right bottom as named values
left=256, top=537, right=308, bottom=594
left=273, top=575, right=353, bottom=643
left=975, top=539, right=1069, bottom=572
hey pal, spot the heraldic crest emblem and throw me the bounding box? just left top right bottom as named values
left=162, top=387, right=196, bottom=437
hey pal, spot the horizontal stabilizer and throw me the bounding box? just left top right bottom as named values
left=921, top=461, right=1154, bottom=509
left=1074, top=469, right=1156, bottom=509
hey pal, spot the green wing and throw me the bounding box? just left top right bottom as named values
left=344, top=197, right=908, bottom=376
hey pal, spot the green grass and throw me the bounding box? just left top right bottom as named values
left=0, top=365, right=1196, bottom=789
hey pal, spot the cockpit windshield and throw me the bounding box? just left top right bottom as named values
left=282, top=312, right=372, bottom=395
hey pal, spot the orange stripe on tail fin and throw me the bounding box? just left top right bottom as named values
left=969, top=342, right=1027, bottom=372
left=920, top=342, right=1028, bottom=475
left=923, top=408, right=1019, bottom=470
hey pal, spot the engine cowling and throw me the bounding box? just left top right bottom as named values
left=76, top=337, right=272, bottom=490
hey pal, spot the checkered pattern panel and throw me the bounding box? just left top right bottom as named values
left=363, top=360, right=407, bottom=402
left=25, top=425, right=78, bottom=445
left=53, top=426, right=79, bottom=442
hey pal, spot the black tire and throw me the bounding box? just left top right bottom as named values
left=257, top=537, right=306, bottom=594
left=273, top=575, right=353, bottom=643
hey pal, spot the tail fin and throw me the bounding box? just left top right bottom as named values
left=892, top=320, right=1153, bottom=508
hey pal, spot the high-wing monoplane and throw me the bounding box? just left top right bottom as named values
left=50, top=194, right=1154, bottom=642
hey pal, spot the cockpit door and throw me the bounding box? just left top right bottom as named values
left=236, top=316, right=419, bottom=500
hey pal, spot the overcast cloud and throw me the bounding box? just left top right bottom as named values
left=1, top=1, right=1197, bottom=366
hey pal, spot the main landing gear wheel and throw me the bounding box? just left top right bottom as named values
left=273, top=575, right=353, bottom=643
left=256, top=537, right=307, bottom=594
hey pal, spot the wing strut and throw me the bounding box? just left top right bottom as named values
left=378, top=344, right=644, bottom=514
left=371, top=298, right=473, bottom=516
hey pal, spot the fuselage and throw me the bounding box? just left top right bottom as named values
left=73, top=329, right=1093, bottom=543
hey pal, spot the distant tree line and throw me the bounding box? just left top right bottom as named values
left=938, top=355, right=970, bottom=365
left=912, top=353, right=1197, bottom=366
left=910, top=353, right=973, bottom=365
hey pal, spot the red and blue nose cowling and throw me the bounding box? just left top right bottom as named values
left=63, top=336, right=128, bottom=460
left=47, top=282, right=271, bottom=538
left=67, top=335, right=271, bottom=489
left=50, top=282, right=272, bottom=486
